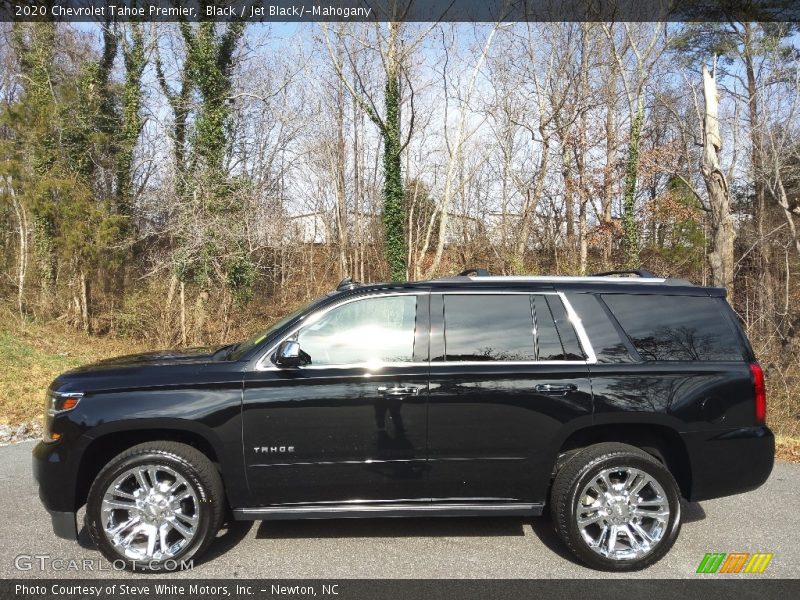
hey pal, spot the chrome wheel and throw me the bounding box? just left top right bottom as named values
left=101, top=464, right=200, bottom=561
left=575, top=466, right=670, bottom=561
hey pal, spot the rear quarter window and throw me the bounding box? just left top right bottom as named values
left=601, top=294, right=745, bottom=362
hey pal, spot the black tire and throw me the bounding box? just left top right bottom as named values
left=550, top=442, right=681, bottom=572
left=86, top=441, right=225, bottom=572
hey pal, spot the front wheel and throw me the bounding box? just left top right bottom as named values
left=86, top=441, right=224, bottom=572
left=550, top=442, right=682, bottom=571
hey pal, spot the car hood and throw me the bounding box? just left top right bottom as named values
left=50, top=345, right=234, bottom=396
left=78, top=346, right=224, bottom=369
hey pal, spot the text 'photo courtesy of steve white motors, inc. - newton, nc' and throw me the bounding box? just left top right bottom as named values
left=15, top=582, right=342, bottom=598
left=16, top=2, right=373, bottom=19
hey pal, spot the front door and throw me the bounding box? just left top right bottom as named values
left=242, top=292, right=429, bottom=506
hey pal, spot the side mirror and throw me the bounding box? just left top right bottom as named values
left=273, top=340, right=308, bottom=368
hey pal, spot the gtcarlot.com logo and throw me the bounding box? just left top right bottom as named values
left=696, top=552, right=773, bottom=574
left=14, top=554, right=193, bottom=572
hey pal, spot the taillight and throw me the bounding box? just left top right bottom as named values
left=750, top=363, right=766, bottom=425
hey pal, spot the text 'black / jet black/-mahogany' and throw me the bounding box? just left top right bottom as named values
left=33, top=269, right=774, bottom=571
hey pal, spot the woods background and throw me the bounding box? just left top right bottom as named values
left=1, top=18, right=799, bottom=442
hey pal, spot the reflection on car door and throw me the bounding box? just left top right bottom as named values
left=242, top=292, right=430, bottom=506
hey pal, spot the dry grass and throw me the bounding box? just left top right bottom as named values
left=775, top=436, right=800, bottom=462
left=0, top=305, right=143, bottom=426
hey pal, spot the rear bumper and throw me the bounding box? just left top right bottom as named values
left=682, top=426, right=774, bottom=502
left=33, top=441, right=79, bottom=541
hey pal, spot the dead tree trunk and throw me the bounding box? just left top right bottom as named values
left=5, top=177, right=28, bottom=315
left=700, top=64, right=735, bottom=302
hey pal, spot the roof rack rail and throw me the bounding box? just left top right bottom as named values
left=336, top=276, right=361, bottom=291
left=590, top=269, right=657, bottom=278
left=458, top=268, right=491, bottom=277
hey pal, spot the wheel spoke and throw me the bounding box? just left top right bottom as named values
left=173, top=491, right=192, bottom=503
left=167, top=516, right=193, bottom=539
left=108, top=516, right=140, bottom=536
left=633, top=507, right=669, bottom=522
left=134, top=468, right=150, bottom=493
left=175, top=510, right=198, bottom=523
left=147, top=467, right=160, bottom=489
left=103, top=498, right=136, bottom=510
left=146, top=527, right=157, bottom=557
left=578, top=513, right=605, bottom=527
left=593, top=525, right=609, bottom=548
left=120, top=524, right=141, bottom=547
left=630, top=521, right=654, bottom=545
left=112, top=488, right=137, bottom=501
left=623, top=524, right=642, bottom=552
left=166, top=479, right=183, bottom=495
left=606, top=524, right=619, bottom=553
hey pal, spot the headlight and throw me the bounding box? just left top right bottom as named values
left=43, top=390, right=83, bottom=443
left=46, top=391, right=83, bottom=415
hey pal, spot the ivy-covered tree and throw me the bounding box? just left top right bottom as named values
left=324, top=21, right=411, bottom=281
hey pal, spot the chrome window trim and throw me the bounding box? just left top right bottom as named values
left=255, top=289, right=597, bottom=371
left=558, top=291, right=597, bottom=364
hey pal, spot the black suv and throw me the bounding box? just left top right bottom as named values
left=33, top=270, right=774, bottom=571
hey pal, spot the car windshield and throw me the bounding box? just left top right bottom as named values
left=226, top=296, right=327, bottom=361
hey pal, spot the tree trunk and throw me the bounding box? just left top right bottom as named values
left=621, top=95, right=644, bottom=268
left=6, top=177, right=28, bottom=315
left=180, top=281, right=187, bottom=346
left=80, top=270, right=89, bottom=332
left=333, top=57, right=349, bottom=278
left=700, top=65, right=735, bottom=302
left=382, top=22, right=407, bottom=281
left=744, top=24, right=773, bottom=326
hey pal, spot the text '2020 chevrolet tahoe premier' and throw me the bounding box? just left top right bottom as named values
left=33, top=269, right=774, bottom=571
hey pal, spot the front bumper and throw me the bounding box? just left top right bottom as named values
left=682, top=426, right=774, bottom=502
left=33, top=441, right=79, bottom=541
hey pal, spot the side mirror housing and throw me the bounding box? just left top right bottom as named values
left=273, top=340, right=307, bottom=368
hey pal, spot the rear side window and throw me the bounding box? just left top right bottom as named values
left=532, top=296, right=585, bottom=361
left=440, top=294, right=585, bottom=362
left=566, top=293, right=635, bottom=363
left=601, top=294, right=744, bottom=361
left=443, top=295, right=536, bottom=361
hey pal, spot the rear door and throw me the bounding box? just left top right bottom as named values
left=426, top=291, right=593, bottom=505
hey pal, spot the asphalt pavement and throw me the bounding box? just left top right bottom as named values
left=1, top=441, right=796, bottom=579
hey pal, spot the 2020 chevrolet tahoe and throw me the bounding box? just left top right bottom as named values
left=33, top=269, right=774, bottom=571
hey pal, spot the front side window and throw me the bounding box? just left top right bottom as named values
left=296, top=295, right=417, bottom=366
left=601, top=294, right=743, bottom=361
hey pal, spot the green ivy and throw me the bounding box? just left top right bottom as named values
left=382, top=71, right=407, bottom=281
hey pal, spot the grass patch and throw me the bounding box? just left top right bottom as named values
left=776, top=436, right=800, bottom=463
left=0, top=306, right=143, bottom=426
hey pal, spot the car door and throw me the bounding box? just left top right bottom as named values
left=242, top=291, right=430, bottom=506
left=426, top=291, right=593, bottom=505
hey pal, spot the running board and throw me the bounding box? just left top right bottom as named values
left=233, top=502, right=543, bottom=521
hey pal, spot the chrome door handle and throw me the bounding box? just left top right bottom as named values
left=377, top=386, right=419, bottom=396
left=535, top=383, right=578, bottom=394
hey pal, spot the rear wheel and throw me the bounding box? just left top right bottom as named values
left=86, top=441, right=224, bottom=572
left=550, top=442, right=681, bottom=571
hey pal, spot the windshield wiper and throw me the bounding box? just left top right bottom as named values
left=213, top=342, right=241, bottom=361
